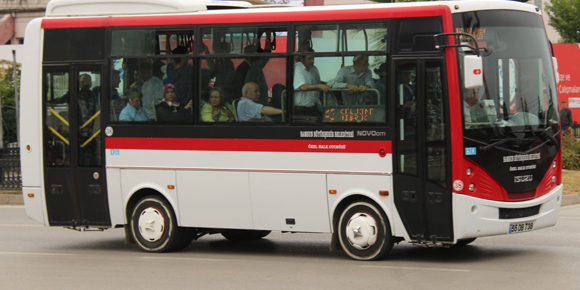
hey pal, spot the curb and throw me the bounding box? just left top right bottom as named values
left=0, top=192, right=24, bottom=205
left=1, top=192, right=580, bottom=207
left=562, top=193, right=580, bottom=207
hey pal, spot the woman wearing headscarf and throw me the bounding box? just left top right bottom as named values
left=201, top=87, right=236, bottom=122
left=155, top=83, right=193, bottom=123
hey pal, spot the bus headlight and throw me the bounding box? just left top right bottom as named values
left=466, top=168, right=472, bottom=176
left=553, top=161, right=557, bottom=168
left=469, top=183, right=475, bottom=192
left=552, top=176, right=556, bottom=183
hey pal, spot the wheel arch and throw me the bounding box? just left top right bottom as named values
left=124, top=186, right=179, bottom=225
left=330, top=193, right=393, bottom=234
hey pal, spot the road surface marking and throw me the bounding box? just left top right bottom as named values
left=141, top=256, right=226, bottom=262
left=0, top=251, right=75, bottom=256
left=361, top=265, right=471, bottom=272
left=0, top=224, right=44, bottom=227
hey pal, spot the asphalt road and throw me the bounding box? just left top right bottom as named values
left=1, top=204, right=580, bottom=290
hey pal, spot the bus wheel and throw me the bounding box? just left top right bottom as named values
left=454, top=238, right=477, bottom=247
left=338, top=201, right=394, bottom=261
left=130, top=195, right=183, bottom=252
left=221, top=230, right=270, bottom=241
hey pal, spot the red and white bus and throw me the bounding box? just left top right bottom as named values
left=20, top=0, right=563, bottom=260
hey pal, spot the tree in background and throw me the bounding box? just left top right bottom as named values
left=0, top=63, right=19, bottom=144
left=545, top=0, right=580, bottom=43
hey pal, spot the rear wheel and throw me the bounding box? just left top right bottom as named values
left=338, top=201, right=394, bottom=261
left=130, top=195, right=184, bottom=252
left=221, top=230, right=271, bottom=241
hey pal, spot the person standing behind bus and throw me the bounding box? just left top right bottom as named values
left=293, top=48, right=331, bottom=117
left=560, top=100, right=573, bottom=132
left=166, top=32, right=193, bottom=105
left=119, top=90, right=148, bottom=122
left=332, top=55, right=375, bottom=105
left=141, top=62, right=164, bottom=120
left=237, top=82, right=282, bottom=122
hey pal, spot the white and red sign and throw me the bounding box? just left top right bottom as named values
left=553, top=44, right=580, bottom=121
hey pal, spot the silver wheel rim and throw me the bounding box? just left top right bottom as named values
left=345, top=212, right=378, bottom=250
left=138, top=207, right=166, bottom=242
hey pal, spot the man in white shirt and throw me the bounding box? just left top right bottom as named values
left=237, top=82, right=282, bottom=122
left=293, top=48, right=331, bottom=117
left=140, top=62, right=164, bottom=120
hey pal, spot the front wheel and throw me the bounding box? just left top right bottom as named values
left=130, top=195, right=184, bottom=252
left=338, top=201, right=394, bottom=261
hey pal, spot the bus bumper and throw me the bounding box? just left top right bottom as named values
left=453, top=184, right=563, bottom=241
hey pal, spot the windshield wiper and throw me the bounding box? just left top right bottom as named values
left=511, top=127, right=559, bottom=146
left=479, top=138, right=521, bottom=152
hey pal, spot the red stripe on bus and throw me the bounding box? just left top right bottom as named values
left=41, top=6, right=449, bottom=29
left=105, top=137, right=392, bottom=154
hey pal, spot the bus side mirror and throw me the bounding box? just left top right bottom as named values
left=464, top=55, right=483, bottom=89
left=552, top=57, right=559, bottom=85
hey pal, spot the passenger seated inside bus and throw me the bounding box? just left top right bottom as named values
left=201, top=87, right=236, bottom=122
left=119, top=90, right=148, bottom=122
left=237, top=82, right=282, bottom=122
left=155, top=83, right=193, bottom=123
left=331, top=55, right=375, bottom=105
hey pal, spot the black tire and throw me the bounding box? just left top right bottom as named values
left=454, top=238, right=477, bottom=247
left=176, top=228, right=197, bottom=251
left=130, top=195, right=184, bottom=252
left=338, top=201, right=394, bottom=261
left=221, top=230, right=270, bottom=241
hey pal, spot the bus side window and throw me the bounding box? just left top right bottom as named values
left=200, top=26, right=287, bottom=124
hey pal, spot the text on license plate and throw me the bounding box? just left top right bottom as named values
left=509, top=221, right=535, bottom=234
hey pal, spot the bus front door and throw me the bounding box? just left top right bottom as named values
left=43, top=65, right=110, bottom=228
left=392, top=60, right=453, bottom=244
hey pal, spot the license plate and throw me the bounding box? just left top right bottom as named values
left=508, top=221, right=535, bottom=234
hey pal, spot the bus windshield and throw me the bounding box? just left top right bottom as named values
left=455, top=10, right=559, bottom=144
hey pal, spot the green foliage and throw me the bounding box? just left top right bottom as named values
left=545, top=0, right=580, bottom=43
left=0, top=66, right=20, bottom=144
left=561, top=130, right=580, bottom=170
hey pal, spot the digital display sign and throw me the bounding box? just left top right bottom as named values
left=323, top=106, right=385, bottom=123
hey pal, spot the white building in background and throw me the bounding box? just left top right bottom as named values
left=0, top=0, right=49, bottom=63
